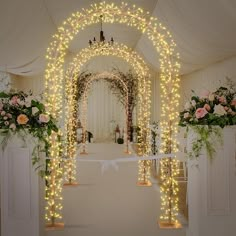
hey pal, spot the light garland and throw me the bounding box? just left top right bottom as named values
left=44, top=1, right=180, bottom=227
left=65, top=42, right=151, bottom=188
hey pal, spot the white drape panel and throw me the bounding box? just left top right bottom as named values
left=79, top=80, right=125, bottom=142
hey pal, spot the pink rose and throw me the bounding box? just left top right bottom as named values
left=231, top=99, right=236, bottom=106
left=39, top=114, right=50, bottom=123
left=203, top=104, right=211, bottom=111
left=228, top=109, right=236, bottom=116
left=200, top=89, right=210, bottom=99
left=219, top=96, right=226, bottom=104
left=3, top=116, right=8, bottom=120
left=10, top=96, right=18, bottom=105
left=1, top=110, right=6, bottom=116
left=9, top=123, right=16, bottom=130
left=195, top=108, right=208, bottom=119
left=6, top=113, right=12, bottom=118
left=4, top=121, right=9, bottom=126
left=224, top=106, right=229, bottom=111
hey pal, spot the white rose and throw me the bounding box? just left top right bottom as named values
left=208, top=93, right=215, bottom=101
left=213, top=104, right=226, bottom=116
left=17, top=98, right=25, bottom=106
left=9, top=123, right=16, bottom=130
left=184, top=102, right=191, bottom=110
left=184, top=112, right=190, bottom=119
left=32, top=107, right=39, bottom=115
left=191, top=100, right=196, bottom=107
left=25, top=96, right=33, bottom=107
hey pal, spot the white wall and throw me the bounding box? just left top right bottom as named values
left=11, top=74, right=44, bottom=95
left=180, top=56, right=236, bottom=108
left=10, top=59, right=161, bottom=126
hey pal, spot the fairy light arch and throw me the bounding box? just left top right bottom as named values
left=79, top=71, right=129, bottom=153
left=64, top=42, right=151, bottom=187
left=44, top=1, right=181, bottom=228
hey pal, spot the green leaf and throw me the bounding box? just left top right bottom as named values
left=0, top=92, right=9, bottom=98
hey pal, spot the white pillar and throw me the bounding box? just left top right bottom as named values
left=0, top=134, right=40, bottom=236
left=187, top=126, right=236, bottom=236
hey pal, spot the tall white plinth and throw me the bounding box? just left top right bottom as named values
left=187, top=126, right=236, bottom=236
left=0, top=134, right=40, bottom=236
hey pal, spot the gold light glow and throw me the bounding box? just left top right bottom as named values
left=44, top=1, right=180, bottom=226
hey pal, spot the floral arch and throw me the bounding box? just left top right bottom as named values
left=44, top=1, right=180, bottom=228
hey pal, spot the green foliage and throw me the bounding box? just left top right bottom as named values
left=188, top=126, right=223, bottom=160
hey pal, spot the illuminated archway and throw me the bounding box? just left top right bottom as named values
left=64, top=42, right=151, bottom=186
left=44, top=2, right=180, bottom=228
left=79, top=71, right=129, bottom=153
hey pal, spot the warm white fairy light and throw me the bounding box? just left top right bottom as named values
left=44, top=132, right=63, bottom=224
left=44, top=1, right=180, bottom=226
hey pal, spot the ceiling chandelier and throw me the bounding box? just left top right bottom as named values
left=89, top=15, right=114, bottom=46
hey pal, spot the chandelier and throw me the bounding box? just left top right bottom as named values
left=89, top=15, right=114, bottom=46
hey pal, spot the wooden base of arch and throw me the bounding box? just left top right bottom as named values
left=158, top=221, right=182, bottom=229
left=124, top=150, right=132, bottom=155
left=80, top=151, right=88, bottom=155
left=46, top=222, right=64, bottom=231
left=136, top=181, right=152, bottom=187
left=63, top=182, right=79, bottom=187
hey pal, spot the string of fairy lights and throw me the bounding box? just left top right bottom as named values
left=64, top=42, right=151, bottom=188
left=44, top=1, right=180, bottom=228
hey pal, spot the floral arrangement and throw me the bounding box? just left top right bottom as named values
left=179, top=80, right=236, bottom=128
left=179, top=79, right=236, bottom=160
left=0, top=90, right=59, bottom=177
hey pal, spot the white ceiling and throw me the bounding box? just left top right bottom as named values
left=0, top=0, right=236, bottom=76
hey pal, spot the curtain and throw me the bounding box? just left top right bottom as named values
left=78, top=80, right=125, bottom=142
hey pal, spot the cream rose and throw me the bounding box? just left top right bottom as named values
left=213, top=104, right=226, bottom=116
left=208, top=93, right=215, bottom=101
left=184, top=112, right=190, bottom=119
left=25, top=96, right=33, bottom=108
left=191, top=100, right=196, bottom=107
left=17, top=114, right=29, bottom=125
left=184, top=102, right=191, bottom=110
left=32, top=107, right=39, bottom=115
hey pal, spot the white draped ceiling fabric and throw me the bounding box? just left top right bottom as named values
left=1, top=0, right=236, bottom=76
